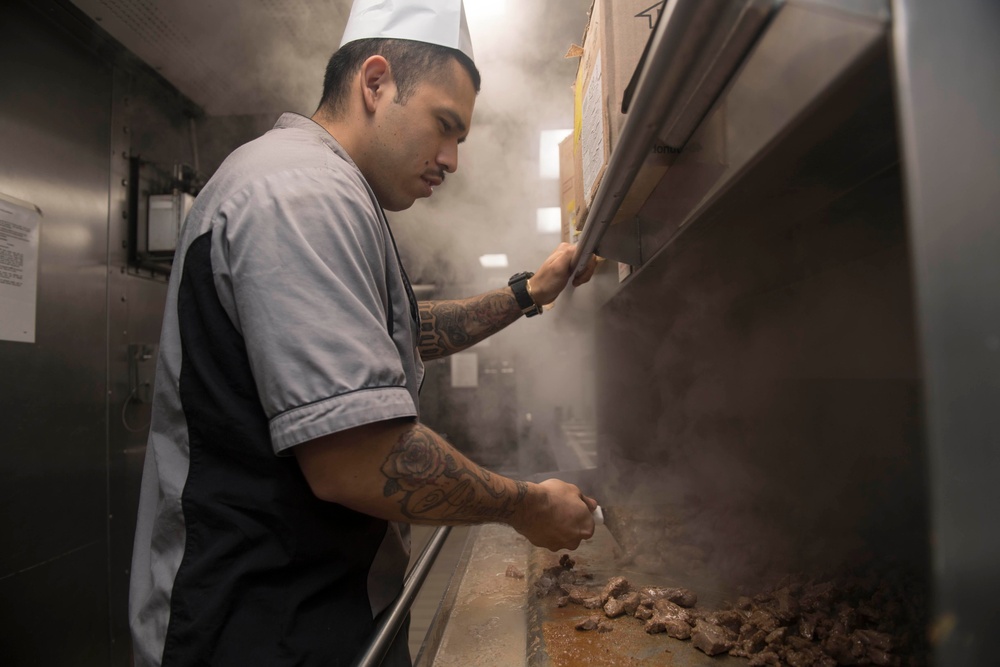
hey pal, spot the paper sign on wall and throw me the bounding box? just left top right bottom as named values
left=0, top=192, right=42, bottom=343
left=450, top=353, right=479, bottom=388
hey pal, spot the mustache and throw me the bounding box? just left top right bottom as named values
left=423, top=170, right=446, bottom=185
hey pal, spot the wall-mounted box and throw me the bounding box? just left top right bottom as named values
left=147, top=192, right=194, bottom=254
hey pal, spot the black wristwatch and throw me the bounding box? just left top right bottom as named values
left=508, top=271, right=543, bottom=317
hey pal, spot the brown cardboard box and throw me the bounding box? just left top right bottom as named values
left=572, top=47, right=589, bottom=231
left=558, top=134, right=576, bottom=243
left=576, top=0, right=608, bottom=213
left=604, top=0, right=666, bottom=148
left=575, top=0, right=666, bottom=222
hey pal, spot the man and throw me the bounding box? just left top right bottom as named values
left=129, top=1, right=598, bottom=665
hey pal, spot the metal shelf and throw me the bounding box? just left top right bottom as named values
left=571, top=0, right=891, bottom=284
left=571, top=0, right=777, bottom=277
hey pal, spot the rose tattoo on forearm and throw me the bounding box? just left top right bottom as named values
left=381, top=425, right=528, bottom=523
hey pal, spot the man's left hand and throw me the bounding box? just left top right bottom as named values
left=527, top=243, right=599, bottom=306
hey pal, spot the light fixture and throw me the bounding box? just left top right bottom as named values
left=479, top=254, right=509, bottom=268
left=536, top=207, right=562, bottom=234
left=464, top=0, right=508, bottom=22
left=538, top=129, right=573, bottom=179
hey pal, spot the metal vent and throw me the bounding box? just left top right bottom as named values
left=70, top=0, right=349, bottom=115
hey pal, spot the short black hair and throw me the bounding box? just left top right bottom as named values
left=317, top=38, right=481, bottom=116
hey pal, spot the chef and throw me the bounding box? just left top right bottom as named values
left=128, top=0, right=599, bottom=665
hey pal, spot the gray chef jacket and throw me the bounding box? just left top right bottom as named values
left=129, top=113, right=424, bottom=667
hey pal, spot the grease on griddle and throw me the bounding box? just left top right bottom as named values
left=575, top=616, right=615, bottom=634
left=535, top=555, right=927, bottom=666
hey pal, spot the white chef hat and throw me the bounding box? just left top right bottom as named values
left=340, top=0, right=475, bottom=63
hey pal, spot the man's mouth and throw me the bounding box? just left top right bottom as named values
left=422, top=175, right=443, bottom=188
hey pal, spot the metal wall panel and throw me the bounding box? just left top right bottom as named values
left=593, top=48, right=930, bottom=621
left=1, top=2, right=195, bottom=662
left=106, top=61, right=192, bottom=660
left=890, top=1, right=1000, bottom=664
left=106, top=66, right=143, bottom=666
left=0, top=541, right=110, bottom=665
left=0, top=2, right=113, bottom=664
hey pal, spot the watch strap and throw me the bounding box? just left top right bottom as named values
left=508, top=271, right=542, bottom=317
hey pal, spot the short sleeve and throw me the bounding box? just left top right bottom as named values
left=216, top=167, right=418, bottom=454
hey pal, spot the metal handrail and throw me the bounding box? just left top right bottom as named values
left=352, top=525, right=453, bottom=667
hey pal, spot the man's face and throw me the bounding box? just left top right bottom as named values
left=367, top=59, right=477, bottom=212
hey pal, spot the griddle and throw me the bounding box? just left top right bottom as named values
left=525, top=529, right=743, bottom=667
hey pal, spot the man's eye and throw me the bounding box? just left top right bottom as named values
left=440, top=119, right=452, bottom=133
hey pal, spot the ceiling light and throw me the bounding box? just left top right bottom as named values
left=479, top=254, right=509, bottom=268
left=465, top=0, right=508, bottom=22
left=539, top=129, right=573, bottom=179
left=536, top=207, right=562, bottom=234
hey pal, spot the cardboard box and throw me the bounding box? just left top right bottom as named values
left=604, top=0, right=666, bottom=148
left=574, top=0, right=666, bottom=224
left=576, top=0, right=607, bottom=213
left=571, top=43, right=589, bottom=231
left=558, top=134, right=576, bottom=243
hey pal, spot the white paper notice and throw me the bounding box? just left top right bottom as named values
left=0, top=193, right=42, bottom=343
left=450, top=352, right=479, bottom=388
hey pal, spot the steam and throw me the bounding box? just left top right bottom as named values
left=383, top=1, right=597, bottom=475
left=592, top=174, right=926, bottom=592
left=389, top=1, right=589, bottom=287
left=187, top=0, right=597, bottom=477
left=176, top=0, right=929, bottom=608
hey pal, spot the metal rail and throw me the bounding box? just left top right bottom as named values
left=570, top=0, right=703, bottom=278
left=352, top=525, right=453, bottom=667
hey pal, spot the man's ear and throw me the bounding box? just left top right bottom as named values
left=359, top=55, right=391, bottom=114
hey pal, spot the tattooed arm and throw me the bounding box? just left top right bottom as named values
left=294, top=419, right=597, bottom=551
left=417, top=243, right=601, bottom=361
left=418, top=289, right=520, bottom=360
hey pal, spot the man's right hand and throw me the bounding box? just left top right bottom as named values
left=510, top=479, right=598, bottom=551
left=296, top=420, right=598, bottom=551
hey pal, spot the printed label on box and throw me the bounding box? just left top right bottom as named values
left=581, top=56, right=605, bottom=203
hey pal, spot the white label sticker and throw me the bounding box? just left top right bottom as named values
left=581, top=55, right=605, bottom=204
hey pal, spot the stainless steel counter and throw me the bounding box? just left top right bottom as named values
left=416, top=525, right=742, bottom=667
left=415, top=524, right=532, bottom=667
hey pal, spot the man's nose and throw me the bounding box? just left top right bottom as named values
left=438, top=140, right=458, bottom=174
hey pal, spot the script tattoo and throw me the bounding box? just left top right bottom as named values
left=381, top=425, right=528, bottom=522
left=418, top=289, right=521, bottom=360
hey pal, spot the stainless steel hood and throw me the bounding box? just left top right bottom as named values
left=567, top=2, right=1000, bottom=666
left=68, top=0, right=351, bottom=115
